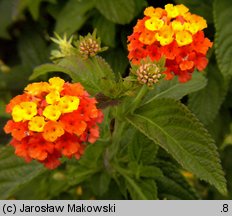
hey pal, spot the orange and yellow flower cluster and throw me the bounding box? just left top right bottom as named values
left=128, top=4, right=213, bottom=82
left=4, top=77, right=103, bottom=169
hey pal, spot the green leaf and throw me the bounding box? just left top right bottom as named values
left=188, top=64, right=228, bottom=125
left=0, top=146, right=45, bottom=199
left=16, top=0, right=57, bottom=20
left=0, top=65, right=31, bottom=91
left=78, top=142, right=105, bottom=169
left=55, top=0, right=95, bottom=36
left=102, top=49, right=129, bottom=78
left=66, top=142, right=105, bottom=186
left=96, top=0, right=135, bottom=24
left=93, top=14, right=116, bottom=47
left=214, top=0, right=232, bottom=78
left=90, top=172, right=111, bottom=196
left=128, top=162, right=163, bottom=179
left=27, top=0, right=56, bottom=20
left=29, top=63, right=74, bottom=80
left=0, top=0, right=14, bottom=39
left=67, top=165, right=98, bottom=186
left=126, top=128, right=158, bottom=164
left=126, top=179, right=157, bottom=200
left=210, top=108, right=231, bottom=148
left=18, top=29, right=49, bottom=70
left=133, top=0, right=148, bottom=17
left=126, top=98, right=227, bottom=195
left=156, top=161, right=199, bottom=200
left=14, top=170, right=69, bottom=199
left=143, top=72, right=207, bottom=104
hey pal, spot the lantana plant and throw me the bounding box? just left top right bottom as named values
left=2, top=4, right=227, bottom=199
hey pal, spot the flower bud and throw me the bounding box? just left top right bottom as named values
left=76, top=30, right=107, bottom=59
left=136, top=63, right=162, bottom=87
left=50, top=33, right=76, bottom=60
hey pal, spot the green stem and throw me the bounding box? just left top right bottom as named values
left=109, top=118, right=126, bottom=160
left=128, top=85, right=149, bottom=114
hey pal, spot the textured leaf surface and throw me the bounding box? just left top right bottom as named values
left=96, top=0, right=135, bottom=24
left=127, top=179, right=157, bottom=200
left=126, top=128, right=159, bottom=164
left=127, top=98, right=227, bottom=195
left=157, top=161, right=199, bottom=200
left=214, top=0, right=232, bottom=78
left=30, top=63, right=74, bottom=80
left=188, top=64, right=228, bottom=125
left=0, top=146, right=44, bottom=199
left=143, top=72, right=207, bottom=104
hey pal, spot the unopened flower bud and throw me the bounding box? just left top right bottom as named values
left=136, top=63, right=162, bottom=87
left=79, top=38, right=101, bottom=59
left=50, top=33, right=76, bottom=60
left=77, top=30, right=107, bottom=59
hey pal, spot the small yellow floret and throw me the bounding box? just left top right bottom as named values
left=184, top=13, right=207, bottom=32
left=165, top=4, right=179, bottom=18
left=46, top=91, right=61, bottom=104
left=58, top=96, right=80, bottom=113
left=184, top=23, right=199, bottom=34
left=176, top=4, right=189, bottom=16
left=175, top=31, right=193, bottom=46
left=25, top=82, right=50, bottom=96
left=171, top=20, right=185, bottom=31
left=155, top=26, right=174, bottom=46
left=145, top=17, right=164, bottom=31
left=43, top=105, right=61, bottom=121
left=12, top=102, right=37, bottom=122
left=144, top=6, right=156, bottom=17
left=29, top=116, right=46, bottom=132
left=49, top=77, right=65, bottom=92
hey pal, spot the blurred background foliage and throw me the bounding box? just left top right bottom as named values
left=1, top=0, right=232, bottom=200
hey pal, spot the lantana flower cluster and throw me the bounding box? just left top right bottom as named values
left=4, top=77, right=103, bottom=169
left=128, top=4, right=213, bottom=82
